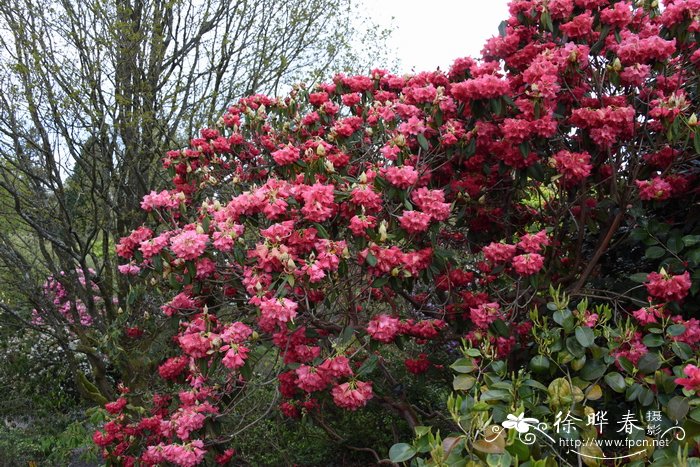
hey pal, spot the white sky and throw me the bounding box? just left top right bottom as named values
left=362, top=0, right=511, bottom=73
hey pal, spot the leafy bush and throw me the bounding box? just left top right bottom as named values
left=86, top=0, right=700, bottom=464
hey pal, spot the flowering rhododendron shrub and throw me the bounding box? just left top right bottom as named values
left=96, top=0, right=700, bottom=464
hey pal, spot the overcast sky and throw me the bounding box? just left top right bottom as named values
left=362, top=0, right=511, bottom=73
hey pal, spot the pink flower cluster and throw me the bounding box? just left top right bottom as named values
left=645, top=270, right=691, bottom=302
left=636, top=177, right=673, bottom=201
left=675, top=364, right=700, bottom=395
left=170, top=229, right=209, bottom=261
left=141, top=189, right=181, bottom=211
left=331, top=380, right=373, bottom=410
left=366, top=314, right=446, bottom=343
left=552, top=150, right=593, bottom=185
left=482, top=230, right=549, bottom=276
left=469, top=302, right=506, bottom=329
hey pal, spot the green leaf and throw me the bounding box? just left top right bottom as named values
left=481, top=389, right=511, bottom=402
left=450, top=358, right=476, bottom=374
left=638, top=387, right=655, bottom=406
left=671, top=342, right=693, bottom=360
left=313, top=223, right=330, bottom=239
left=356, top=355, right=378, bottom=377
left=642, top=334, right=665, bottom=348
left=637, top=353, right=661, bottom=374
left=629, top=272, right=649, bottom=283
left=491, top=319, right=510, bottom=337
left=682, top=235, right=700, bottom=247
left=530, top=355, right=550, bottom=373
left=466, top=348, right=482, bottom=357
left=389, top=443, right=416, bottom=462
left=498, top=20, right=507, bottom=37
left=626, top=383, right=643, bottom=402
left=453, top=374, right=476, bottom=391
left=506, top=439, right=530, bottom=463
left=417, top=133, right=430, bottom=151
left=365, top=253, right=377, bottom=267
left=580, top=359, right=607, bottom=381
left=553, top=309, right=575, bottom=332
left=522, top=379, right=548, bottom=391
left=667, top=324, right=686, bottom=337
left=540, top=10, right=553, bottom=31
left=487, top=452, right=513, bottom=467
left=689, top=408, right=700, bottom=423
left=339, top=326, right=355, bottom=344
left=575, top=327, right=595, bottom=347
left=645, top=246, right=665, bottom=259
left=604, top=372, right=626, bottom=393
left=566, top=337, right=585, bottom=358
left=667, top=396, right=690, bottom=421
left=667, top=235, right=684, bottom=254
left=618, top=356, right=635, bottom=374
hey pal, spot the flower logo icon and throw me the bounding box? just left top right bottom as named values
left=502, top=413, right=540, bottom=433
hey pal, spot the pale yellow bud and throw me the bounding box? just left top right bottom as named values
left=612, top=58, right=622, bottom=72
left=689, top=113, right=698, bottom=126
left=379, top=220, right=388, bottom=242
left=316, top=144, right=326, bottom=156
left=324, top=160, right=335, bottom=173
left=196, top=224, right=204, bottom=234
left=359, top=172, right=368, bottom=184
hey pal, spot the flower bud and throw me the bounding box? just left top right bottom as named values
left=316, top=144, right=326, bottom=156
left=196, top=224, right=204, bottom=234
left=324, top=159, right=335, bottom=173
left=379, top=220, right=388, bottom=242
left=689, top=113, right=698, bottom=126
left=612, top=58, right=622, bottom=72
